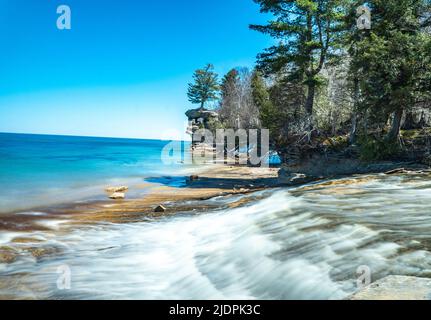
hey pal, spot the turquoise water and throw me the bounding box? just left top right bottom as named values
left=0, top=133, right=191, bottom=213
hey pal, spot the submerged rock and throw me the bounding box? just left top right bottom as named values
left=0, top=246, right=18, bottom=264
left=349, top=275, right=431, bottom=300
left=109, top=192, right=125, bottom=200
left=154, top=205, right=166, bottom=213
left=11, top=237, right=45, bottom=244
left=23, top=246, right=60, bottom=259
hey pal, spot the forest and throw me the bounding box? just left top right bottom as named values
left=187, top=0, right=431, bottom=166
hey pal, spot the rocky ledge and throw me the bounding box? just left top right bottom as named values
left=348, top=275, right=431, bottom=300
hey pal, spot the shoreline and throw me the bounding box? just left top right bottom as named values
left=0, top=164, right=279, bottom=239
left=1, top=159, right=429, bottom=234
left=0, top=163, right=281, bottom=266
left=2, top=160, right=431, bottom=299
left=1, top=160, right=429, bottom=263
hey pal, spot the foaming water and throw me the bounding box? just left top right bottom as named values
left=2, top=173, right=431, bottom=299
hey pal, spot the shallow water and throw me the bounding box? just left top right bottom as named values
left=1, top=173, right=431, bottom=299
left=0, top=133, right=192, bottom=213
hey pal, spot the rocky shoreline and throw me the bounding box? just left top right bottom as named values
left=2, top=160, right=431, bottom=300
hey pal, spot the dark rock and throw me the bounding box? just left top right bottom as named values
left=154, top=205, right=166, bottom=213
left=385, top=168, right=407, bottom=175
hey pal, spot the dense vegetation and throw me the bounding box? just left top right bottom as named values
left=187, top=0, right=431, bottom=163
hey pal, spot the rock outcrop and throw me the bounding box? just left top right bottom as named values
left=106, top=186, right=129, bottom=200
left=105, top=186, right=128, bottom=193
left=109, top=192, right=125, bottom=200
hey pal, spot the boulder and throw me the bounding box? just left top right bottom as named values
left=154, top=205, right=166, bottom=213
left=348, top=275, right=431, bottom=300
left=189, top=175, right=199, bottom=182
left=278, top=167, right=316, bottom=185
left=105, top=186, right=129, bottom=193
left=109, top=192, right=125, bottom=200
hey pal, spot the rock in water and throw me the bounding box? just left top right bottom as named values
left=109, top=192, right=125, bottom=200
left=154, top=205, right=166, bottom=213
left=0, top=246, right=17, bottom=264
left=189, top=175, right=199, bottom=182
left=349, top=275, right=431, bottom=300
left=105, top=186, right=129, bottom=193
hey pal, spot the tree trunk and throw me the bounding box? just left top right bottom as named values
left=304, top=83, right=315, bottom=116
left=350, top=78, right=360, bottom=144
left=386, top=109, right=404, bottom=142
left=402, top=111, right=414, bottom=130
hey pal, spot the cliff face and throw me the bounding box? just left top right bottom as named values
left=185, top=107, right=220, bottom=136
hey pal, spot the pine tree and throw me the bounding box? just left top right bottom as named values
left=251, top=71, right=276, bottom=131
left=250, top=0, right=348, bottom=121
left=219, top=69, right=240, bottom=128
left=187, top=64, right=219, bottom=109
left=351, top=0, right=431, bottom=142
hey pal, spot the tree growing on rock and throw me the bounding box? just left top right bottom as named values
left=187, top=64, right=220, bottom=109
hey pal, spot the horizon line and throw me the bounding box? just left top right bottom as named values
left=0, top=131, right=190, bottom=142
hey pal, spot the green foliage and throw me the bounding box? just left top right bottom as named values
left=358, top=135, right=401, bottom=161
left=250, top=0, right=349, bottom=116
left=206, top=117, right=225, bottom=133
left=349, top=0, right=431, bottom=140
left=324, top=135, right=350, bottom=152
left=187, top=64, right=219, bottom=108
left=184, top=1, right=431, bottom=165
left=251, top=71, right=277, bottom=131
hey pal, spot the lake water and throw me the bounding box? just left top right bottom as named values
left=1, top=133, right=431, bottom=299
left=0, top=133, right=191, bottom=213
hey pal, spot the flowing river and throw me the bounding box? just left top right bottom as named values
left=1, top=172, right=431, bottom=299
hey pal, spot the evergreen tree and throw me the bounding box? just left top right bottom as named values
left=219, top=69, right=240, bottom=128
left=250, top=0, right=348, bottom=121
left=251, top=71, right=276, bottom=132
left=351, top=0, right=431, bottom=142
left=187, top=64, right=219, bottom=109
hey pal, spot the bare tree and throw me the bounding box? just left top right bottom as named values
left=219, top=67, right=260, bottom=129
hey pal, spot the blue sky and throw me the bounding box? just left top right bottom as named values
left=0, top=0, right=272, bottom=140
